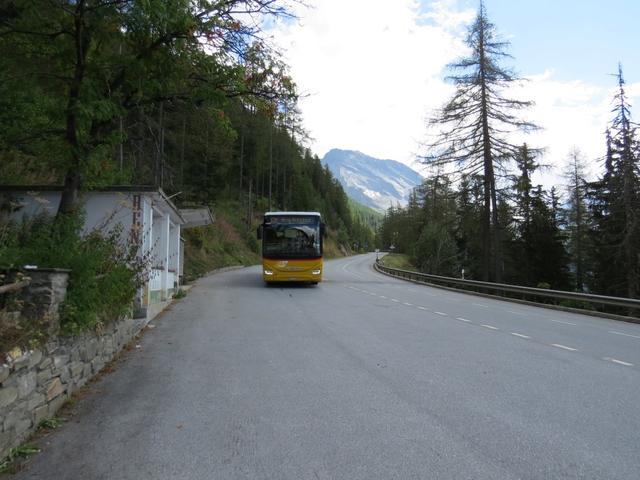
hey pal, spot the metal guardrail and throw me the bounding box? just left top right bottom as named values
left=374, top=261, right=640, bottom=314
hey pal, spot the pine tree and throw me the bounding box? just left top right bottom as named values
left=588, top=65, right=640, bottom=298
left=422, top=1, right=537, bottom=282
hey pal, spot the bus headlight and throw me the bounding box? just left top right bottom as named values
left=312, top=269, right=321, bottom=275
left=264, top=269, right=274, bottom=275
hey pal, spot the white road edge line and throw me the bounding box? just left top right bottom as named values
left=602, top=357, right=634, bottom=367
left=473, top=303, right=489, bottom=308
left=609, top=331, right=640, bottom=339
left=548, top=319, right=577, bottom=326
left=507, top=310, right=525, bottom=316
left=481, top=324, right=498, bottom=330
left=511, top=332, right=531, bottom=339
left=456, top=317, right=471, bottom=322
left=551, top=344, right=578, bottom=352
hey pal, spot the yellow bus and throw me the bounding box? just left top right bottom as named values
left=257, top=211, right=325, bottom=284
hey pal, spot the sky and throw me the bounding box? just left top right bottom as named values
left=268, top=0, right=640, bottom=186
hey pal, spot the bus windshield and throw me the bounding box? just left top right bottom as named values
left=262, top=219, right=321, bottom=259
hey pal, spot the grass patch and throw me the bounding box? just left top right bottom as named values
left=322, top=231, right=350, bottom=259
left=0, top=444, right=40, bottom=473
left=182, top=201, right=260, bottom=281
left=379, top=253, right=416, bottom=270
left=172, top=288, right=187, bottom=299
left=36, top=417, right=65, bottom=431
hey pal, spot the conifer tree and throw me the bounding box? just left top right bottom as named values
left=588, top=65, right=640, bottom=298
left=563, top=148, right=591, bottom=291
left=455, top=175, right=485, bottom=279
left=423, top=1, right=537, bottom=282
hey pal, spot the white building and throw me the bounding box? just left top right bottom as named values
left=0, top=186, right=192, bottom=319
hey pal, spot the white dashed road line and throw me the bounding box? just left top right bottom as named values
left=609, top=331, right=640, bottom=339
left=551, top=344, right=578, bottom=352
left=602, top=357, right=634, bottom=367
left=348, top=279, right=639, bottom=370
left=548, top=319, right=577, bottom=326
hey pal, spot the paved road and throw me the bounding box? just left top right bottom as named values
left=11, top=254, right=640, bottom=479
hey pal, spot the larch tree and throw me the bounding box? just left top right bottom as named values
left=422, top=1, right=537, bottom=282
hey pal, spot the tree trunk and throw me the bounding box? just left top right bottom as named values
left=478, top=11, right=493, bottom=282
left=268, top=123, right=273, bottom=211
left=239, top=125, right=245, bottom=193
left=57, top=0, right=89, bottom=216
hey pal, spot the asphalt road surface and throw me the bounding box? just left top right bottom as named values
left=11, top=254, right=640, bottom=479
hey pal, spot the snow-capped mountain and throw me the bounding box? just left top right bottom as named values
left=321, top=149, right=423, bottom=213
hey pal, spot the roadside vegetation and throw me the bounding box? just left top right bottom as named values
left=0, top=213, right=145, bottom=351
left=378, top=253, right=416, bottom=271
left=380, top=3, right=639, bottom=304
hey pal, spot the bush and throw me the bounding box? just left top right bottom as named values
left=0, top=212, right=145, bottom=335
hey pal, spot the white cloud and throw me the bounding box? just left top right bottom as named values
left=269, top=1, right=640, bottom=190
left=270, top=0, right=473, bottom=162
left=520, top=75, right=640, bottom=186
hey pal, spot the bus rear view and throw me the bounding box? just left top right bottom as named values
left=257, top=212, right=324, bottom=284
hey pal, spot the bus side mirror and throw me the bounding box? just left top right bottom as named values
left=257, top=225, right=263, bottom=240
left=320, top=223, right=326, bottom=237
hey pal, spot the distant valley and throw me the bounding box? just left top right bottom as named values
left=321, top=149, right=423, bottom=213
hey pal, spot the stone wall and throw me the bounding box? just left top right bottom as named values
left=0, top=270, right=146, bottom=460
left=1, top=269, right=69, bottom=337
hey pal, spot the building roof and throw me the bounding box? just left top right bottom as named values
left=0, top=185, right=159, bottom=193
left=265, top=211, right=321, bottom=216
left=0, top=185, right=185, bottom=224
left=179, top=207, right=215, bottom=229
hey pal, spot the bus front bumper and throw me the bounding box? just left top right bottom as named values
left=262, top=259, right=323, bottom=283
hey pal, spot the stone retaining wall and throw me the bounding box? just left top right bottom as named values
left=0, top=269, right=147, bottom=460
left=0, top=316, right=144, bottom=459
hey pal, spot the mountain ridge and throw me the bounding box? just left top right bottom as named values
left=321, top=149, right=423, bottom=213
